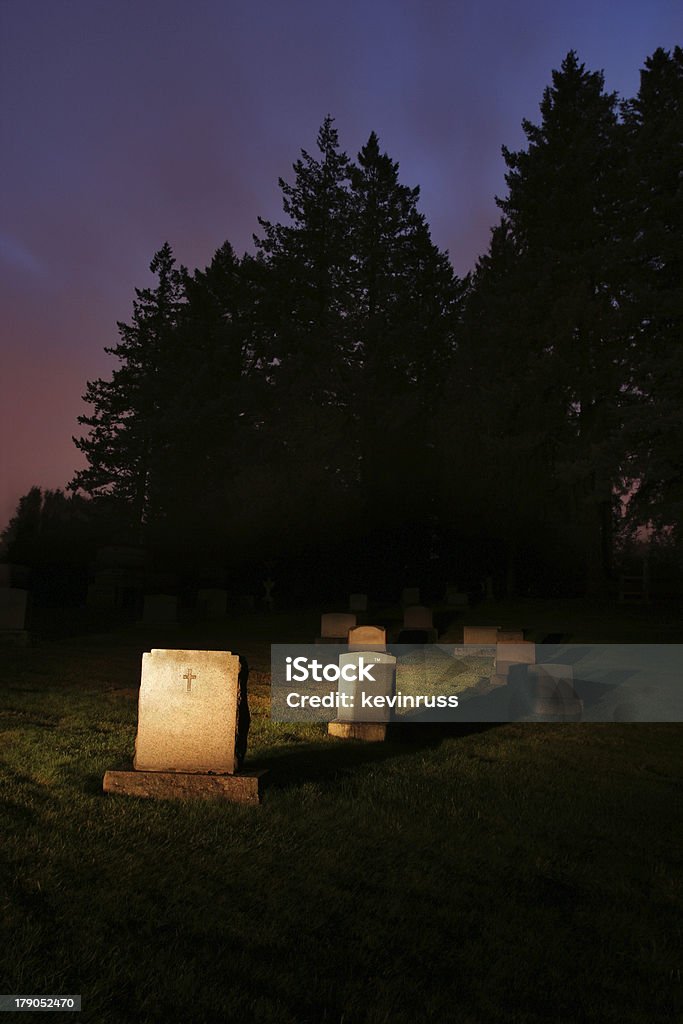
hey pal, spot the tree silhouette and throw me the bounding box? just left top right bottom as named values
left=70, top=243, right=185, bottom=539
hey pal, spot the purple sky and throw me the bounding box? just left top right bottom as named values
left=1, top=0, right=680, bottom=531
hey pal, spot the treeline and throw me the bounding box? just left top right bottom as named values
left=5, top=49, right=682, bottom=598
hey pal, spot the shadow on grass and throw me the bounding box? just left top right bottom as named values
left=252, top=719, right=501, bottom=792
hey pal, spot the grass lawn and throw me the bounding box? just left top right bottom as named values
left=0, top=602, right=681, bottom=1023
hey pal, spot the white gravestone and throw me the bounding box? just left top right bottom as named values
left=335, top=651, right=397, bottom=723
left=133, top=649, right=240, bottom=773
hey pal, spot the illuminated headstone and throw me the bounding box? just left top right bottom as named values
left=133, top=649, right=243, bottom=773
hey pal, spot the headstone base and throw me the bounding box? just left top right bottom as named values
left=0, top=630, right=29, bottom=646
left=103, top=769, right=267, bottom=805
left=327, top=721, right=388, bottom=742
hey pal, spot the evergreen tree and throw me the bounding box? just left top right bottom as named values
left=621, top=47, right=683, bottom=539
left=155, top=241, right=255, bottom=549
left=254, top=116, right=353, bottom=406
left=491, top=51, right=625, bottom=593
left=348, top=131, right=460, bottom=528
left=70, top=243, right=185, bottom=539
left=250, top=117, right=359, bottom=546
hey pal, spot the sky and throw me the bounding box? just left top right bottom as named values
left=1, top=0, right=681, bottom=532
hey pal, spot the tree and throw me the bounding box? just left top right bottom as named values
left=1, top=487, right=92, bottom=566
left=348, top=132, right=461, bottom=530
left=249, top=117, right=361, bottom=548
left=70, top=243, right=185, bottom=539
left=620, top=47, right=683, bottom=541
left=484, top=51, right=625, bottom=594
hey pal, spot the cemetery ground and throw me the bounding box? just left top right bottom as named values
left=0, top=600, right=681, bottom=1023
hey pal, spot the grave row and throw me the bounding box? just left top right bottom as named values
left=103, top=627, right=582, bottom=805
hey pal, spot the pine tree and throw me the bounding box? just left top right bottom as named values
left=493, top=51, right=625, bottom=593
left=249, top=117, right=359, bottom=545
left=348, top=131, right=460, bottom=528
left=70, top=243, right=185, bottom=538
left=254, top=116, right=353, bottom=406
left=621, top=47, right=683, bottom=539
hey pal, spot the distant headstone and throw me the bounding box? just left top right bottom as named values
left=495, top=640, right=536, bottom=684
left=142, top=594, right=178, bottom=625
left=332, top=650, right=397, bottom=725
left=319, top=612, right=357, bottom=641
left=403, top=606, right=433, bottom=630
left=197, top=588, right=228, bottom=620
left=133, top=649, right=246, bottom=773
left=508, top=663, right=582, bottom=721
left=0, top=588, right=27, bottom=630
left=349, top=593, right=368, bottom=613
left=463, top=625, right=500, bottom=645
left=402, top=587, right=420, bottom=606
left=347, top=625, right=386, bottom=652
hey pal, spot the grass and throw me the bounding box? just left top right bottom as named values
left=0, top=606, right=681, bottom=1023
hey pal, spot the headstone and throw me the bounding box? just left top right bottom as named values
left=508, top=663, right=583, bottom=721
left=319, top=612, right=357, bottom=641
left=401, top=605, right=437, bottom=643
left=403, top=606, right=433, bottom=630
left=494, top=640, right=536, bottom=684
left=0, top=588, right=28, bottom=630
left=103, top=648, right=264, bottom=804
left=347, top=625, right=386, bottom=652
left=349, top=593, right=368, bottom=613
left=463, top=625, right=500, bottom=645
left=133, top=649, right=246, bottom=773
left=197, top=588, right=228, bottom=620
left=402, top=587, right=420, bottom=606
left=142, top=594, right=178, bottom=625
left=328, top=651, right=397, bottom=740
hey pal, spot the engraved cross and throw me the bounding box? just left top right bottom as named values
left=183, top=668, right=197, bottom=693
